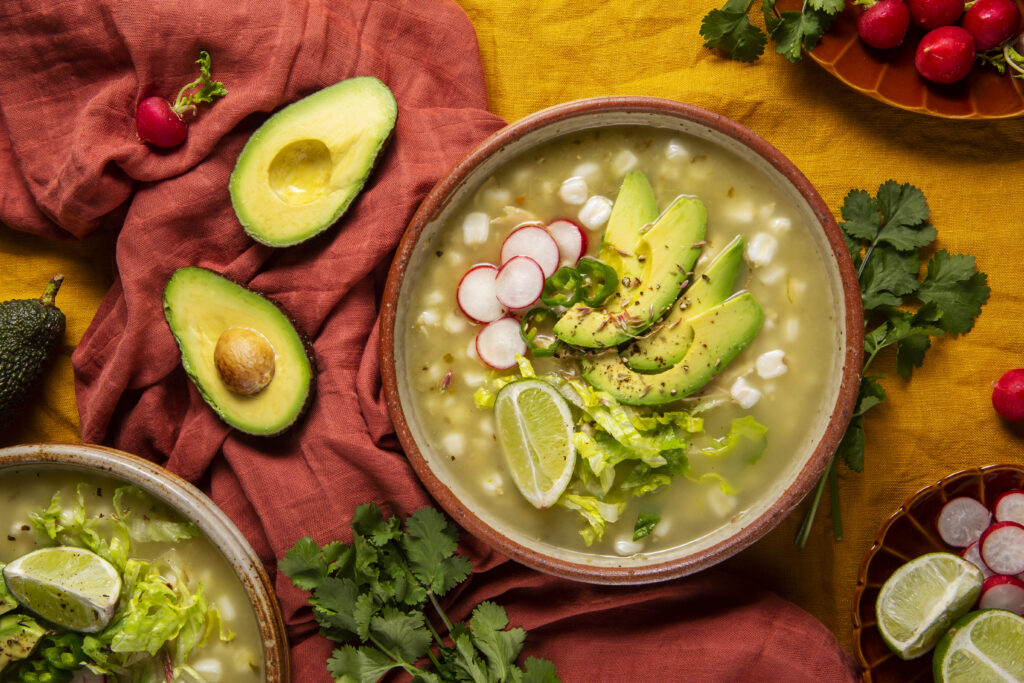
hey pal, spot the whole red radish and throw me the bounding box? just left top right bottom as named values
left=962, top=0, right=1022, bottom=51
left=908, top=0, right=965, bottom=28
left=915, top=26, right=976, bottom=83
left=136, top=51, right=227, bottom=149
left=857, top=0, right=912, bottom=49
left=993, top=369, right=1024, bottom=421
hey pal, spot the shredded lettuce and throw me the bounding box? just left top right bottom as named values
left=557, top=494, right=624, bottom=546
left=19, top=485, right=230, bottom=682
left=700, top=415, right=768, bottom=463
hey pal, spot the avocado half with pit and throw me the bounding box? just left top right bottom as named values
left=229, top=76, right=397, bottom=247
left=163, top=267, right=315, bottom=436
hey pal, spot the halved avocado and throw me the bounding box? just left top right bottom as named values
left=622, top=234, right=745, bottom=372
left=598, top=170, right=659, bottom=282
left=581, top=292, right=763, bottom=406
left=162, top=267, right=315, bottom=436
left=229, top=76, right=397, bottom=247
left=553, top=195, right=707, bottom=348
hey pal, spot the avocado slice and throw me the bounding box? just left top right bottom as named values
left=580, top=292, right=763, bottom=406
left=0, top=613, right=45, bottom=672
left=163, top=267, right=315, bottom=436
left=229, top=76, right=397, bottom=247
left=598, top=170, right=659, bottom=282
left=0, top=275, right=66, bottom=431
left=622, top=234, right=745, bottom=373
left=553, top=195, right=707, bottom=348
left=0, top=564, right=16, bottom=617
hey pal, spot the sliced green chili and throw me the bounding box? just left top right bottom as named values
left=576, top=258, right=618, bottom=307
left=541, top=266, right=582, bottom=307
left=519, top=307, right=562, bottom=357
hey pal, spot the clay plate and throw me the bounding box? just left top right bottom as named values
left=0, top=442, right=290, bottom=682
left=852, top=463, right=1024, bottom=682
left=380, top=96, right=864, bottom=584
left=775, top=0, right=1024, bottom=119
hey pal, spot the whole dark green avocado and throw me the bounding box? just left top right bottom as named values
left=0, top=275, right=66, bottom=430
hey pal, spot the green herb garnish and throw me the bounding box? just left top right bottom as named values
left=280, top=503, right=560, bottom=683
left=700, top=0, right=845, bottom=63
left=633, top=513, right=660, bottom=541
left=170, top=51, right=227, bottom=118
left=796, top=181, right=990, bottom=548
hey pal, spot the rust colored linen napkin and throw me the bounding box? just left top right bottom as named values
left=0, top=1, right=858, bottom=680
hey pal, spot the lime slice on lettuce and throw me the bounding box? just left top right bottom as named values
left=933, top=609, right=1024, bottom=682
left=494, top=379, right=576, bottom=508
left=3, top=546, right=121, bottom=633
left=876, top=552, right=984, bottom=660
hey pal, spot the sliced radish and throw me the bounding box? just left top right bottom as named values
left=962, top=541, right=995, bottom=578
left=980, top=521, right=1024, bottom=575
left=995, top=489, right=1024, bottom=526
left=937, top=496, right=992, bottom=547
left=978, top=575, right=1024, bottom=615
left=494, top=256, right=544, bottom=309
left=546, top=219, right=587, bottom=266
left=475, top=317, right=527, bottom=370
left=500, top=226, right=560, bottom=278
left=456, top=264, right=505, bottom=323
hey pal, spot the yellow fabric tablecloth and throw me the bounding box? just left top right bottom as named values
left=3, top=0, right=1024, bottom=658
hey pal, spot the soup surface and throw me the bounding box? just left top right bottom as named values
left=403, top=125, right=842, bottom=559
left=0, top=467, right=264, bottom=681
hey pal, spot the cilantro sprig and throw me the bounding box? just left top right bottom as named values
left=700, top=0, right=845, bottom=63
left=280, top=503, right=560, bottom=683
left=795, top=181, right=990, bottom=548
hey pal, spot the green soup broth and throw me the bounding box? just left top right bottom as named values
left=403, top=125, right=843, bottom=560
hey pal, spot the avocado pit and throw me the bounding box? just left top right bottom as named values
left=214, top=327, right=276, bottom=395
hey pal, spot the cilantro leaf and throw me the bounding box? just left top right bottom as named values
left=353, top=503, right=403, bottom=547
left=770, top=9, right=829, bottom=62
left=312, top=577, right=363, bottom=639
left=370, top=607, right=433, bottom=664
left=918, top=250, right=990, bottom=335
left=521, top=657, right=561, bottom=683
left=875, top=181, right=935, bottom=251
left=279, top=536, right=332, bottom=591
left=860, top=246, right=922, bottom=311
left=809, top=0, right=845, bottom=12
left=840, top=188, right=882, bottom=243
left=327, top=644, right=402, bottom=683
left=471, top=602, right=527, bottom=681
left=837, top=416, right=865, bottom=472
left=700, top=2, right=768, bottom=63
left=402, top=508, right=473, bottom=595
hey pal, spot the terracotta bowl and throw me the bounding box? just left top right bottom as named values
left=0, top=442, right=290, bottom=682
left=380, top=97, right=863, bottom=584
left=852, top=464, right=1024, bottom=682
left=775, top=0, right=1024, bottom=119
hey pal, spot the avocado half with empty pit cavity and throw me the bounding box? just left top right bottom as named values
left=229, top=76, right=397, bottom=247
left=163, top=267, right=315, bottom=436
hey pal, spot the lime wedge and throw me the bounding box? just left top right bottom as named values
left=3, top=546, right=122, bottom=633
left=876, top=552, right=984, bottom=660
left=933, top=609, right=1024, bottom=682
left=494, top=379, right=576, bottom=508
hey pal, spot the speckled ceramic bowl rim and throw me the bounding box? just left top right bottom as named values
left=0, top=442, right=290, bottom=682
left=851, top=463, right=1024, bottom=678
left=380, top=96, right=864, bottom=584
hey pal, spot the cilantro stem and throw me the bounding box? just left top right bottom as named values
left=829, top=455, right=842, bottom=541
left=429, top=592, right=455, bottom=634
left=795, top=455, right=833, bottom=548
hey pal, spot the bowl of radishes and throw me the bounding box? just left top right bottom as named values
left=775, top=0, right=1024, bottom=117
left=853, top=464, right=1024, bottom=681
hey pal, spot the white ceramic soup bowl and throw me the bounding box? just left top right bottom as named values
left=0, top=442, right=290, bottom=681
left=380, top=97, right=863, bottom=584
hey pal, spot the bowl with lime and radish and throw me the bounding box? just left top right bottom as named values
left=380, top=97, right=862, bottom=584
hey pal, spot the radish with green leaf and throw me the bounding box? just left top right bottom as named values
left=136, top=51, right=227, bottom=148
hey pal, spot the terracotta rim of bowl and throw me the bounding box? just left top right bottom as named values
left=380, top=96, right=864, bottom=584
left=0, top=442, right=290, bottom=682
left=851, top=463, right=1024, bottom=679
